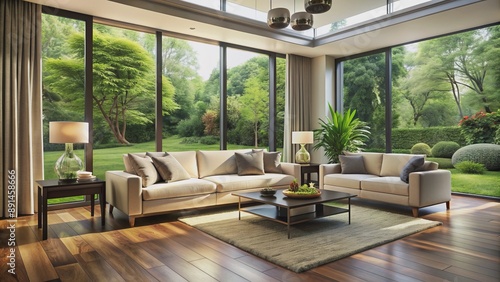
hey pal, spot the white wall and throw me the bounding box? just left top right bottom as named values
left=310, top=55, right=336, bottom=164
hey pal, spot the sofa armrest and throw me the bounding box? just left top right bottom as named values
left=106, top=171, right=143, bottom=216
left=319, top=164, right=341, bottom=189
left=408, top=169, right=451, bottom=208
left=280, top=162, right=301, bottom=181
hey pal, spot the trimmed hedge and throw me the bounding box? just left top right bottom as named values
left=392, top=127, right=466, bottom=149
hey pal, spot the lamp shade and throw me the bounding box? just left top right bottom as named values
left=291, top=12, right=313, bottom=31
left=305, top=0, right=332, bottom=14
left=49, top=121, right=89, bottom=144
left=267, top=7, right=290, bottom=29
left=292, top=131, right=314, bottom=144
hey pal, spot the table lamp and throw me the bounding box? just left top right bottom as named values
left=292, top=131, right=314, bottom=164
left=49, top=121, right=89, bottom=183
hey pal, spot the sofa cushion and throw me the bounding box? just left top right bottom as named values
left=169, top=151, right=198, bottom=178
left=128, top=154, right=160, bottom=187
left=197, top=149, right=250, bottom=178
left=380, top=154, right=425, bottom=177
left=323, top=174, right=377, bottom=189
left=339, top=155, right=367, bottom=174
left=123, top=153, right=148, bottom=174
left=400, top=156, right=425, bottom=183
left=142, top=178, right=217, bottom=201
left=344, top=152, right=383, bottom=176
left=361, top=177, right=409, bottom=196
left=151, top=155, right=191, bottom=182
left=235, top=151, right=265, bottom=175
left=253, top=149, right=283, bottom=173
left=203, top=173, right=294, bottom=193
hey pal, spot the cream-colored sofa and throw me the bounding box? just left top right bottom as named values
left=319, top=152, right=451, bottom=217
left=106, top=149, right=300, bottom=226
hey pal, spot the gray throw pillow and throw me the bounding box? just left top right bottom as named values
left=339, top=155, right=367, bottom=174
left=128, top=154, right=161, bottom=187
left=252, top=149, right=283, bottom=173
left=400, top=155, right=425, bottom=183
left=151, top=154, right=191, bottom=182
left=235, top=151, right=265, bottom=175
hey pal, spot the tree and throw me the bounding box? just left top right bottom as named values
left=44, top=31, right=177, bottom=144
left=241, top=76, right=269, bottom=147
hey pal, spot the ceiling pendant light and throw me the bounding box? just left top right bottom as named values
left=291, top=11, right=313, bottom=31
left=304, top=0, right=332, bottom=14
left=267, top=1, right=290, bottom=29
left=291, top=0, right=313, bottom=31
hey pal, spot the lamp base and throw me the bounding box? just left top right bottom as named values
left=55, top=143, right=83, bottom=182
left=295, top=144, right=311, bottom=164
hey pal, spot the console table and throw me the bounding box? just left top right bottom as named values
left=36, top=179, right=106, bottom=240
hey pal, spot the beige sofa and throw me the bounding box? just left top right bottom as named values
left=106, top=149, right=300, bottom=226
left=319, top=152, right=451, bottom=217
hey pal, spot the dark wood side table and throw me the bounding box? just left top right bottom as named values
left=299, top=163, right=320, bottom=185
left=36, top=179, right=106, bottom=240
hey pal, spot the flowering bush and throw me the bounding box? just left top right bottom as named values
left=458, top=111, right=500, bottom=145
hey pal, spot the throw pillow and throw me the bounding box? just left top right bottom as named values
left=151, top=154, right=191, bottom=183
left=128, top=154, right=161, bottom=187
left=400, top=155, right=425, bottom=183
left=235, top=151, right=265, bottom=175
left=252, top=149, right=283, bottom=173
left=339, top=155, right=368, bottom=174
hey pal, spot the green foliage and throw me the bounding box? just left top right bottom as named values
left=200, top=136, right=219, bottom=145
left=431, top=141, right=461, bottom=158
left=427, top=157, right=454, bottom=169
left=454, top=161, right=486, bottom=174
left=392, top=127, right=466, bottom=149
left=411, top=143, right=431, bottom=156
left=458, top=111, right=500, bottom=145
left=180, top=137, right=200, bottom=144
left=496, top=127, right=500, bottom=145
left=313, top=105, right=371, bottom=163
left=451, top=143, right=500, bottom=171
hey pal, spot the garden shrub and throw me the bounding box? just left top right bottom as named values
left=454, top=161, right=485, bottom=174
left=451, top=143, right=500, bottom=171
left=411, top=143, right=431, bottom=156
left=458, top=111, right=500, bottom=145
left=495, top=127, right=500, bottom=145
left=200, top=136, right=219, bottom=145
left=431, top=141, right=461, bottom=158
left=180, top=137, right=200, bottom=144
left=392, top=127, right=466, bottom=149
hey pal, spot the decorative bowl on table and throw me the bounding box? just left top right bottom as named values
left=260, top=188, right=276, bottom=197
left=283, top=180, right=321, bottom=198
left=282, top=189, right=321, bottom=199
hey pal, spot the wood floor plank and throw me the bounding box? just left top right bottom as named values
left=18, top=242, right=59, bottom=282
left=74, top=251, right=125, bottom=282
left=59, top=236, right=94, bottom=255
left=55, top=263, right=92, bottom=282
left=147, top=265, right=188, bottom=282
left=40, top=236, right=78, bottom=267
left=100, top=230, right=164, bottom=269
left=190, top=258, right=250, bottom=282
left=80, top=233, right=157, bottom=280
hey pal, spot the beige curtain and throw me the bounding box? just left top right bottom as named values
left=284, top=54, right=312, bottom=162
left=1, top=0, right=43, bottom=217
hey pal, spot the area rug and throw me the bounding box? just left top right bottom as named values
left=179, top=205, right=441, bottom=272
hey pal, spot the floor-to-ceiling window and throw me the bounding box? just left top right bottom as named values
left=340, top=52, right=388, bottom=151
left=337, top=24, right=500, bottom=197
left=41, top=13, right=87, bottom=204
left=162, top=38, right=221, bottom=151
left=41, top=9, right=286, bottom=207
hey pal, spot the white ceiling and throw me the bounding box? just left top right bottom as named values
left=28, top=0, right=500, bottom=58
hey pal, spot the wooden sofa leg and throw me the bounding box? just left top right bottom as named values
left=446, top=201, right=451, bottom=210
left=109, top=205, right=114, bottom=214
left=129, top=217, right=136, bottom=227
left=412, top=207, right=419, bottom=217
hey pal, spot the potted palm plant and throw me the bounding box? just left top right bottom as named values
left=313, top=104, right=371, bottom=163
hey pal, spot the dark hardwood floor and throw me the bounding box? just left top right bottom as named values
left=1, top=194, right=499, bottom=281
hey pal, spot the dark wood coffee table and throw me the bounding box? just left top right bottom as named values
left=232, top=190, right=357, bottom=239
